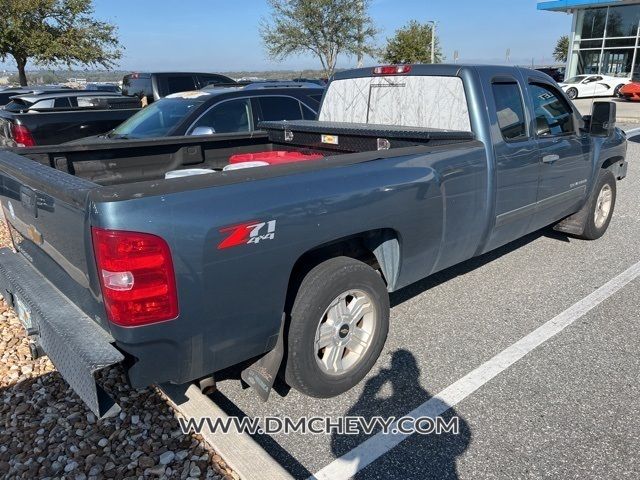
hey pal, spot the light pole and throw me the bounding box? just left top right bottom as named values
left=426, top=20, right=437, bottom=64
left=357, top=0, right=364, bottom=68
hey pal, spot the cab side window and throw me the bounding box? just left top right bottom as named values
left=491, top=82, right=528, bottom=142
left=528, top=83, right=575, bottom=137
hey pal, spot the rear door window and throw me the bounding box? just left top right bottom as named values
left=54, top=97, right=72, bottom=108
left=190, top=98, right=252, bottom=134
left=31, top=99, right=55, bottom=109
left=256, top=96, right=303, bottom=122
left=491, top=82, right=528, bottom=141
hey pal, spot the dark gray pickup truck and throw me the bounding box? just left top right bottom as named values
left=0, top=65, right=628, bottom=416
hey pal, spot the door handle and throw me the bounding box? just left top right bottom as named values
left=542, top=154, right=560, bottom=164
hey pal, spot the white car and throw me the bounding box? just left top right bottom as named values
left=559, top=75, right=630, bottom=100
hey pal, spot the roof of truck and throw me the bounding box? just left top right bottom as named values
left=332, top=64, right=543, bottom=80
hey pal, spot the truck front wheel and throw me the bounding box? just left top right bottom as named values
left=284, top=257, right=390, bottom=398
left=578, top=169, right=617, bottom=240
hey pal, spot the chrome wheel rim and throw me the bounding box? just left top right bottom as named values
left=568, top=89, right=577, bottom=99
left=594, top=184, right=613, bottom=229
left=314, top=289, right=376, bottom=375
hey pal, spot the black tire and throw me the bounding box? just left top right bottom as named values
left=614, top=84, right=624, bottom=98
left=284, top=256, right=390, bottom=398
left=577, top=169, right=617, bottom=240
left=566, top=87, right=578, bottom=100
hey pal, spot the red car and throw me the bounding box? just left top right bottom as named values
left=619, top=82, right=640, bottom=101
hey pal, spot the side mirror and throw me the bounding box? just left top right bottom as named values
left=590, top=101, right=616, bottom=137
left=190, top=126, right=215, bottom=136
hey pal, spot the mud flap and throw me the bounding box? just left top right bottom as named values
left=240, top=314, right=285, bottom=402
left=0, top=248, right=124, bottom=418
left=553, top=205, right=589, bottom=236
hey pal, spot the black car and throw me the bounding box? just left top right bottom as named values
left=79, top=82, right=324, bottom=142
left=122, top=72, right=237, bottom=104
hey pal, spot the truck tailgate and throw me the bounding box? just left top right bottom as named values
left=0, top=149, right=124, bottom=416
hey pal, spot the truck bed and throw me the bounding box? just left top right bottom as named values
left=13, top=121, right=475, bottom=186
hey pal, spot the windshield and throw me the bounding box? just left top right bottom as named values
left=564, top=76, right=587, bottom=84
left=110, top=97, right=206, bottom=138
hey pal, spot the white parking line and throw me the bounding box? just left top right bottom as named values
left=311, top=259, right=640, bottom=480
left=626, top=127, right=640, bottom=138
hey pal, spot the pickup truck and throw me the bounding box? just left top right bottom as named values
left=0, top=91, right=141, bottom=147
left=0, top=64, right=628, bottom=417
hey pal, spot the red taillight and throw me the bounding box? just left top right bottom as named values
left=11, top=124, right=36, bottom=147
left=91, top=228, right=179, bottom=327
left=373, top=65, right=412, bottom=75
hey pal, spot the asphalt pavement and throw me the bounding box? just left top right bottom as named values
left=573, top=98, right=640, bottom=123
left=210, top=129, right=640, bottom=479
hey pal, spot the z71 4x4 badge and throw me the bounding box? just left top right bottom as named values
left=218, top=220, right=277, bottom=250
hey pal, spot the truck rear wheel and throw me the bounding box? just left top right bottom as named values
left=578, top=169, right=617, bottom=240
left=284, top=257, right=390, bottom=398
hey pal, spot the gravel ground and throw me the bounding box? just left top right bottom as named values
left=0, top=222, right=237, bottom=480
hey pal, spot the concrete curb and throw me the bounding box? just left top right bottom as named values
left=618, top=117, right=640, bottom=124
left=161, top=383, right=294, bottom=480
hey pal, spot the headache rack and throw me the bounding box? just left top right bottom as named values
left=259, top=120, right=475, bottom=153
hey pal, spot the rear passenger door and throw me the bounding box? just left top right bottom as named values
left=483, top=74, right=541, bottom=251
left=526, top=81, right=591, bottom=230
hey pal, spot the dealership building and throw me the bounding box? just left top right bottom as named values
left=538, top=0, right=640, bottom=79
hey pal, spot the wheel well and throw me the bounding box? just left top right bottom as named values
left=602, top=157, right=621, bottom=169
left=284, top=229, right=400, bottom=312
left=601, top=156, right=626, bottom=179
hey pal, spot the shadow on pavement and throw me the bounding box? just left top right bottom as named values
left=390, top=229, right=563, bottom=307
left=330, top=349, right=471, bottom=479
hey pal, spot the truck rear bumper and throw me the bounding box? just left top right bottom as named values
left=0, top=247, right=124, bottom=417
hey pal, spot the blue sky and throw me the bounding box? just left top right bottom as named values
left=2, top=1, right=572, bottom=72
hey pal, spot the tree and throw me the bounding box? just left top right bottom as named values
left=553, top=35, right=569, bottom=63
left=261, top=0, right=377, bottom=79
left=0, top=0, right=122, bottom=86
left=381, top=21, right=443, bottom=64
